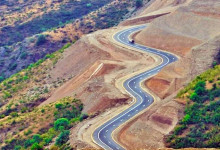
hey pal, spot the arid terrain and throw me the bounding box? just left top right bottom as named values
left=0, top=0, right=219, bottom=149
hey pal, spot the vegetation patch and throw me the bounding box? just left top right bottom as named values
left=1, top=97, right=88, bottom=150
left=166, top=65, right=220, bottom=148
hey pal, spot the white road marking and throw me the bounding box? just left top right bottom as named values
left=135, top=86, right=137, bottom=88
left=128, top=114, right=131, bottom=117
left=106, top=130, right=108, bottom=133
left=136, top=110, right=138, bottom=112
left=104, top=136, right=106, bottom=138
left=143, top=105, right=146, bottom=107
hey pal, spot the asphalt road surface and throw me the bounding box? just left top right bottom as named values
left=92, top=25, right=178, bottom=150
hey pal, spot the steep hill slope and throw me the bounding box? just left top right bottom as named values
left=0, top=0, right=133, bottom=79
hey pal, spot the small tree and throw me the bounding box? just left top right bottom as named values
left=55, top=130, right=70, bottom=146
left=54, top=118, right=70, bottom=130
left=195, top=86, right=206, bottom=95
left=190, top=92, right=200, bottom=102
left=31, top=142, right=43, bottom=150
left=32, top=134, right=42, bottom=143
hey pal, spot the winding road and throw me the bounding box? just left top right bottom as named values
left=92, top=25, right=178, bottom=150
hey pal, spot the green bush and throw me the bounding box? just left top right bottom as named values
left=32, top=134, right=42, bottom=143
left=20, top=52, right=28, bottom=59
left=79, top=113, right=89, bottom=122
left=55, top=103, right=63, bottom=110
left=3, top=90, right=12, bottom=99
left=55, top=130, right=70, bottom=146
left=195, top=86, right=206, bottom=95
left=14, top=145, right=22, bottom=150
left=10, top=112, right=18, bottom=117
left=190, top=92, right=200, bottom=102
left=24, top=139, right=34, bottom=148
left=54, top=118, right=70, bottom=130
left=31, top=142, right=43, bottom=150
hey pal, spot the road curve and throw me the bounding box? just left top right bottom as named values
left=92, top=25, right=178, bottom=150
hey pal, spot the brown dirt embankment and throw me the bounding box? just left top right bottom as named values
left=40, top=25, right=157, bottom=114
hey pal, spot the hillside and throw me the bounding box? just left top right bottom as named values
left=0, top=0, right=133, bottom=79
left=165, top=64, right=220, bottom=148
left=0, top=0, right=219, bottom=149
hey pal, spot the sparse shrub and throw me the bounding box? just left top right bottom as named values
left=136, top=0, right=143, bottom=8
left=24, top=129, right=33, bottom=136
left=0, top=76, right=4, bottom=82
left=208, top=79, right=214, bottom=83
left=79, top=113, right=89, bottom=122
left=23, top=75, right=28, bottom=81
left=10, top=112, right=18, bottom=117
left=0, top=114, right=5, bottom=118
left=41, top=109, right=45, bottom=113
left=9, top=63, right=17, bottom=71
left=21, top=107, right=28, bottom=113
left=3, top=91, right=12, bottom=99
left=212, top=61, right=217, bottom=68
left=20, top=51, right=28, bottom=59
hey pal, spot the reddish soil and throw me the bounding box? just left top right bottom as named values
left=146, top=78, right=171, bottom=98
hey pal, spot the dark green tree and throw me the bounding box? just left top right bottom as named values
left=54, top=118, right=70, bottom=130
left=55, top=130, right=70, bottom=146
